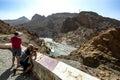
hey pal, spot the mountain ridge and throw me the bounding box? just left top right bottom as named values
left=4, top=16, right=29, bottom=26
left=15, top=12, right=77, bottom=37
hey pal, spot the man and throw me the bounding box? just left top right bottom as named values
left=11, top=31, right=22, bottom=67
left=13, top=44, right=36, bottom=76
left=13, top=51, right=34, bottom=76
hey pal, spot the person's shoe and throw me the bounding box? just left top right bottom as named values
left=13, top=69, right=16, bottom=76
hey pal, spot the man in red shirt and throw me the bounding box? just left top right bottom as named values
left=11, top=32, right=22, bottom=67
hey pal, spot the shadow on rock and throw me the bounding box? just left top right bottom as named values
left=0, top=68, right=13, bottom=80
left=15, top=72, right=39, bottom=80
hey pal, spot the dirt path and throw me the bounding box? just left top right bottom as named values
left=0, top=49, right=38, bottom=80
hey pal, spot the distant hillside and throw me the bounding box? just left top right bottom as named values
left=15, top=13, right=77, bottom=37
left=54, top=11, right=120, bottom=47
left=4, top=16, right=30, bottom=26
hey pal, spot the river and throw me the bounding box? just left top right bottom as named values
left=40, top=38, right=77, bottom=57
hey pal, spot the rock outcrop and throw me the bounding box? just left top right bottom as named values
left=71, top=28, right=120, bottom=65
left=62, top=28, right=120, bottom=80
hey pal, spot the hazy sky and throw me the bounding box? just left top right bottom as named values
left=0, top=0, right=120, bottom=20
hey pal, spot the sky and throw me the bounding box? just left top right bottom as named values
left=0, top=0, right=120, bottom=20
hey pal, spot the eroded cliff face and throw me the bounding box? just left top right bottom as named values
left=71, top=28, right=120, bottom=65
left=61, top=11, right=120, bottom=33
left=55, top=11, right=120, bottom=47
left=61, top=28, right=120, bottom=80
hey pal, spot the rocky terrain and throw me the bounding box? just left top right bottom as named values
left=14, top=13, right=77, bottom=37
left=54, top=11, right=120, bottom=47
left=59, top=28, right=120, bottom=80
left=4, top=16, right=29, bottom=26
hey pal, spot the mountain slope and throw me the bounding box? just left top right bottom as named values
left=54, top=11, right=120, bottom=47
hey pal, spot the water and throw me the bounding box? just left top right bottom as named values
left=40, top=38, right=77, bottom=57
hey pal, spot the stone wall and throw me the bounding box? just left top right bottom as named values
left=33, top=61, right=61, bottom=80
left=33, top=52, right=99, bottom=80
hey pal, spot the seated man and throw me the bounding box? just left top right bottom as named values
left=20, top=52, right=33, bottom=74
left=13, top=44, right=38, bottom=76
left=13, top=53, right=33, bottom=76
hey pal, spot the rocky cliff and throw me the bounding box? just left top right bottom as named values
left=61, top=28, right=120, bottom=80
left=55, top=11, right=120, bottom=47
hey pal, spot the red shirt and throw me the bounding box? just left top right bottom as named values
left=11, top=36, right=22, bottom=49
